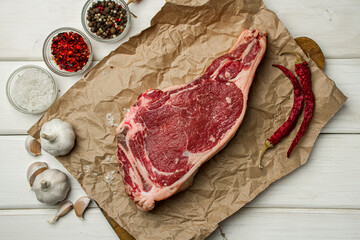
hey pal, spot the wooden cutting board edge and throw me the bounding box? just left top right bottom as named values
left=99, top=36, right=325, bottom=240
left=100, top=207, right=135, bottom=240
left=295, top=37, right=325, bottom=70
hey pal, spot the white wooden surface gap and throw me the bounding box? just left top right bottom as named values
left=1, top=0, right=359, bottom=240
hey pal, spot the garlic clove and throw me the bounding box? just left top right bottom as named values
left=74, top=196, right=91, bottom=220
left=25, top=135, right=41, bottom=156
left=48, top=200, right=73, bottom=224
left=27, top=162, right=48, bottom=187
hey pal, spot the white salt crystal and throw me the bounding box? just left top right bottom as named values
left=106, top=113, right=113, bottom=120
left=106, top=112, right=118, bottom=127
left=105, top=171, right=116, bottom=186
left=12, top=68, right=55, bottom=112
left=105, top=172, right=112, bottom=186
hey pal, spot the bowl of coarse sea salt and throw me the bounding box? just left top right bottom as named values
left=6, top=65, right=57, bottom=114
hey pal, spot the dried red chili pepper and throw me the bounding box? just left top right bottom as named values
left=282, top=52, right=315, bottom=157
left=51, top=32, right=90, bottom=72
left=258, top=64, right=304, bottom=168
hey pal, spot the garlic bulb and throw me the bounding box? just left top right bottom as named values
left=27, top=162, right=48, bottom=187
left=48, top=200, right=73, bottom=224
left=40, top=118, right=76, bottom=156
left=25, top=135, right=41, bottom=156
left=74, top=196, right=91, bottom=220
left=32, top=169, right=70, bottom=205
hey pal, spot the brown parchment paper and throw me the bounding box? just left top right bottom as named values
left=29, top=0, right=347, bottom=239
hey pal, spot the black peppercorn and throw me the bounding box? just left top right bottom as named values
left=86, top=0, right=128, bottom=39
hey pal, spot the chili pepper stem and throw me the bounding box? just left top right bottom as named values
left=125, top=1, right=138, bottom=18
left=130, top=11, right=138, bottom=18
left=280, top=52, right=303, bottom=64
left=258, top=140, right=273, bottom=169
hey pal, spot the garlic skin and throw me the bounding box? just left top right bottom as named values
left=32, top=169, right=70, bottom=205
left=40, top=118, right=76, bottom=156
left=27, top=162, right=48, bottom=187
left=25, top=135, right=41, bottom=156
left=74, top=196, right=91, bottom=220
left=48, top=200, right=73, bottom=224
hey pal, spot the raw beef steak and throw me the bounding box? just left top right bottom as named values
left=116, top=29, right=267, bottom=211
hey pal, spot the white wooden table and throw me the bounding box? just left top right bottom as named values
left=1, top=0, right=359, bottom=239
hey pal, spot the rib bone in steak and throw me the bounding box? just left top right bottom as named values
left=116, top=29, right=267, bottom=211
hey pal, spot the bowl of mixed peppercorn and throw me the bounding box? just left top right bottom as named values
left=42, top=27, right=93, bottom=77
left=82, top=0, right=131, bottom=43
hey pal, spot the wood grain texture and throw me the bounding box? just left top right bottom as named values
left=0, top=208, right=119, bottom=240
left=101, top=208, right=135, bottom=240
left=0, top=61, right=83, bottom=134
left=1, top=134, right=359, bottom=209
left=0, top=135, right=88, bottom=209
left=1, top=208, right=359, bottom=240
left=264, top=0, right=360, bottom=59
left=0, top=0, right=165, bottom=61
left=0, top=0, right=359, bottom=60
left=208, top=208, right=360, bottom=240
left=0, top=0, right=359, bottom=239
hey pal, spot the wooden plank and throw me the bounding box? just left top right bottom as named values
left=0, top=61, right=82, bottom=134
left=0, top=59, right=358, bottom=134
left=1, top=208, right=359, bottom=240
left=321, top=59, right=360, bottom=133
left=0, top=0, right=359, bottom=61
left=1, top=134, right=359, bottom=209
left=0, top=0, right=165, bottom=61
left=247, top=134, right=360, bottom=208
left=0, top=135, right=89, bottom=209
left=263, top=0, right=360, bottom=59
left=208, top=208, right=360, bottom=240
left=0, top=208, right=119, bottom=240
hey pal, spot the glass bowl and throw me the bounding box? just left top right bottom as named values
left=43, top=27, right=93, bottom=77
left=6, top=65, right=58, bottom=114
left=81, top=0, right=131, bottom=43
